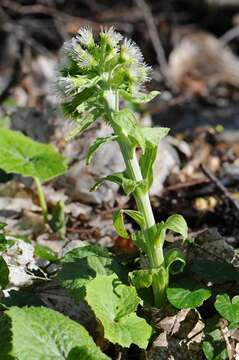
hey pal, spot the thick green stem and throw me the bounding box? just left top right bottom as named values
left=106, top=90, right=166, bottom=307
left=34, top=177, right=48, bottom=222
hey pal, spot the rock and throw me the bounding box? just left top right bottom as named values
left=61, top=123, right=125, bottom=205
left=150, top=138, right=180, bottom=196
left=2, top=239, right=37, bottom=288
left=168, top=32, right=239, bottom=92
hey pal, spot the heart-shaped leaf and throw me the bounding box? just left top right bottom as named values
left=86, top=274, right=152, bottom=348
left=167, top=278, right=211, bottom=309
left=0, top=306, right=108, bottom=360
left=215, top=294, right=239, bottom=327
left=0, top=128, right=67, bottom=181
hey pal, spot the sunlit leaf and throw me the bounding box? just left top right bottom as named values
left=0, top=307, right=108, bottom=360
left=86, top=274, right=152, bottom=348
left=167, top=278, right=211, bottom=309
left=0, top=128, right=67, bottom=181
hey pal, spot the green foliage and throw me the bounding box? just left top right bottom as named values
left=67, top=347, right=110, bottom=360
left=167, top=278, right=211, bottom=309
left=0, top=128, right=67, bottom=181
left=202, top=317, right=228, bottom=360
left=34, top=244, right=59, bottom=262
left=86, top=274, right=152, bottom=348
left=58, top=245, right=126, bottom=302
left=215, top=294, right=239, bottom=328
left=0, top=307, right=108, bottom=360
left=0, top=256, right=9, bottom=289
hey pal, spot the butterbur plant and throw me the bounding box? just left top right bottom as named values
left=57, top=27, right=188, bottom=308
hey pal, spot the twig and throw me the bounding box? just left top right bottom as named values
left=133, top=0, right=168, bottom=78
left=201, top=164, right=239, bottom=212
left=220, top=25, right=239, bottom=45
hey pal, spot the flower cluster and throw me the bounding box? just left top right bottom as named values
left=56, top=27, right=151, bottom=119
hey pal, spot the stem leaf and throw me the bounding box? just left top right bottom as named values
left=164, top=214, right=188, bottom=242
left=113, top=210, right=130, bottom=239
left=91, top=172, right=142, bottom=195
left=164, top=248, right=186, bottom=275
left=86, top=135, right=118, bottom=165
left=119, top=90, right=160, bottom=104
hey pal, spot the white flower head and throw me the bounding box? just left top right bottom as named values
left=71, top=39, right=95, bottom=68
left=121, top=39, right=143, bottom=64
left=100, top=26, right=123, bottom=48
left=76, top=27, right=94, bottom=48
left=57, top=76, right=76, bottom=97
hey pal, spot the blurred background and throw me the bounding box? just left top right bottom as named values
left=1, top=0, right=239, bottom=246
left=2, top=0, right=239, bottom=131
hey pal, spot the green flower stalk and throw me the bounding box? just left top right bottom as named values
left=57, top=27, right=188, bottom=307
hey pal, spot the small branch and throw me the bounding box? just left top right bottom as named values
left=133, top=0, right=168, bottom=78
left=201, top=164, right=239, bottom=212
left=220, top=25, right=239, bottom=45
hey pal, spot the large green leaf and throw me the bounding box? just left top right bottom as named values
left=0, top=128, right=67, bottom=181
left=0, top=256, right=9, bottom=289
left=58, top=245, right=126, bottom=302
left=86, top=135, right=118, bottom=165
left=191, top=260, right=239, bottom=283
left=215, top=294, right=239, bottom=328
left=86, top=274, right=152, bottom=349
left=202, top=316, right=228, bottom=360
left=167, top=278, right=211, bottom=309
left=0, top=306, right=108, bottom=360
